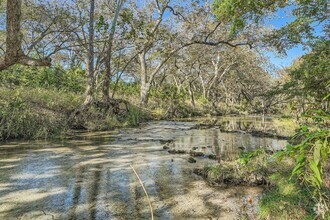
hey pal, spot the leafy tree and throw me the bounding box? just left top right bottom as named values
left=212, top=0, right=329, bottom=51
left=288, top=39, right=330, bottom=106
left=270, top=39, right=330, bottom=115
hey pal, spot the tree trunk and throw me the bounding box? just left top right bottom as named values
left=199, top=75, right=206, bottom=99
left=140, top=86, right=150, bottom=107
left=139, top=52, right=150, bottom=106
left=103, top=0, right=124, bottom=102
left=206, top=62, right=234, bottom=99
left=6, top=0, right=23, bottom=62
left=103, top=53, right=111, bottom=102
left=0, top=0, right=51, bottom=71
left=206, top=54, right=220, bottom=98
left=188, top=82, right=195, bottom=108
left=83, top=0, right=95, bottom=105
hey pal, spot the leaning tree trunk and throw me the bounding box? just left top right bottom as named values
left=102, top=0, right=124, bottom=102
left=83, top=0, right=95, bottom=105
left=0, top=0, right=51, bottom=71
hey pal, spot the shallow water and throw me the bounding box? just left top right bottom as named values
left=0, top=119, right=287, bottom=219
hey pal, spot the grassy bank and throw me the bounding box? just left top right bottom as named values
left=0, top=86, right=79, bottom=140
left=194, top=148, right=330, bottom=219
left=0, top=65, right=298, bottom=141
left=0, top=83, right=297, bottom=141
left=259, top=172, right=315, bottom=219
left=0, top=86, right=149, bottom=141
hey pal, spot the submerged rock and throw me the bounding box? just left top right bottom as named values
left=188, top=157, right=197, bottom=163
left=238, top=146, right=245, bottom=151
left=208, top=154, right=217, bottom=160
left=190, top=151, right=205, bottom=157
left=168, top=149, right=186, bottom=154
left=160, top=139, right=174, bottom=145
left=193, top=168, right=207, bottom=177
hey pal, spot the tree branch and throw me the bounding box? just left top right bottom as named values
left=18, top=56, right=51, bottom=67
left=0, top=55, right=51, bottom=71
left=166, top=5, right=190, bottom=23
left=192, top=40, right=253, bottom=49
left=204, top=22, right=222, bottom=42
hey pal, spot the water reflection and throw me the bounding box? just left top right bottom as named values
left=173, top=128, right=287, bottom=161
left=0, top=118, right=287, bottom=219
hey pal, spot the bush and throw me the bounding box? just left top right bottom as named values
left=0, top=65, right=86, bottom=93
left=276, top=110, right=330, bottom=218
left=0, top=87, right=83, bottom=140
left=124, top=104, right=150, bottom=126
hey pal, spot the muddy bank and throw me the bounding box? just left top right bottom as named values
left=0, top=120, right=287, bottom=219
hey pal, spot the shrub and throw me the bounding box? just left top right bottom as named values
left=276, top=110, right=330, bottom=218
left=0, top=87, right=83, bottom=140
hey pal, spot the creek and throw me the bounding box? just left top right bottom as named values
left=0, top=117, right=288, bottom=219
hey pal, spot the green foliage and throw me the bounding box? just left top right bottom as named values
left=212, top=0, right=328, bottom=49
left=96, top=15, right=109, bottom=32
left=0, top=87, right=83, bottom=140
left=0, top=65, right=86, bottom=93
left=112, top=81, right=140, bottom=97
left=268, top=39, right=329, bottom=116
left=203, top=148, right=282, bottom=185
left=288, top=39, right=330, bottom=103
left=205, top=163, right=239, bottom=183
left=212, top=0, right=286, bottom=36
left=149, top=84, right=204, bottom=118
left=276, top=110, right=330, bottom=217
left=205, top=147, right=326, bottom=219
left=259, top=172, right=315, bottom=220
left=124, top=104, right=150, bottom=126
left=150, top=84, right=186, bottom=103
left=239, top=147, right=265, bottom=165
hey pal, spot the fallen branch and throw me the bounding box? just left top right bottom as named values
left=130, top=165, right=154, bottom=220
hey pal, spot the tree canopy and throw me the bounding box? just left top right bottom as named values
left=213, top=0, right=329, bottom=51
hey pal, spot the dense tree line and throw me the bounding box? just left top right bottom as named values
left=0, top=0, right=328, bottom=114
left=0, top=0, right=277, bottom=111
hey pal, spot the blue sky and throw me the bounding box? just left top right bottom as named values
left=265, top=45, right=307, bottom=68
left=264, top=5, right=316, bottom=68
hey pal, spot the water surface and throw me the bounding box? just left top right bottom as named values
left=0, top=119, right=287, bottom=219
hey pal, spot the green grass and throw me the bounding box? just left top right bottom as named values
left=0, top=86, right=83, bottom=140
left=259, top=172, right=315, bottom=220
left=272, top=118, right=299, bottom=137
left=0, top=86, right=151, bottom=140
left=124, top=104, right=150, bottom=126
left=199, top=149, right=328, bottom=219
